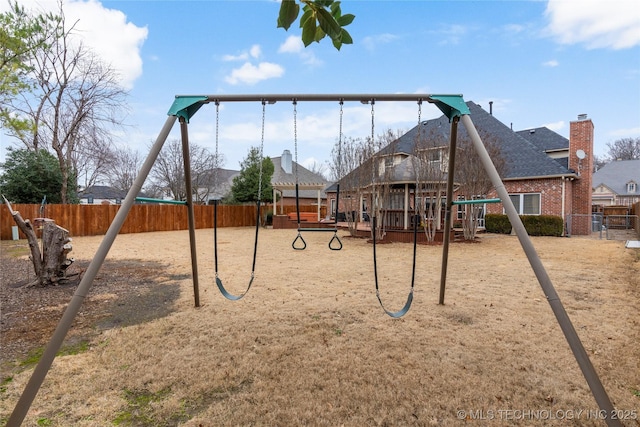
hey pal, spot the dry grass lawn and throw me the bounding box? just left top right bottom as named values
left=1, top=228, right=639, bottom=426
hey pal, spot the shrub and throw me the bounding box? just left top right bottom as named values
left=485, top=214, right=512, bottom=234
left=484, top=214, right=563, bottom=236
left=521, top=215, right=563, bottom=236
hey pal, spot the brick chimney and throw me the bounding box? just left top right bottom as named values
left=569, top=114, right=594, bottom=234
left=281, top=149, right=292, bottom=174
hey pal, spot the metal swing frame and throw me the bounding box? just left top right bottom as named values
left=7, top=93, right=622, bottom=427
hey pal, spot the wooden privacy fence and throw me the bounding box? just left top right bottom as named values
left=1, top=203, right=322, bottom=241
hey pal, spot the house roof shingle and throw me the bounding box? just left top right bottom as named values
left=77, top=185, right=130, bottom=200
left=593, top=159, right=640, bottom=195
left=379, top=101, right=574, bottom=180
left=271, top=155, right=329, bottom=198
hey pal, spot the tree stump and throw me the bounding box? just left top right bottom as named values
left=3, top=196, right=74, bottom=287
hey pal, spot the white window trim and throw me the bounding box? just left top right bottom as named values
left=507, top=193, right=541, bottom=216
left=627, top=182, right=637, bottom=194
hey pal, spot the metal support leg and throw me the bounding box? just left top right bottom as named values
left=179, top=117, right=200, bottom=308
left=439, top=116, right=459, bottom=305
left=7, top=116, right=178, bottom=427
left=460, top=113, right=621, bottom=427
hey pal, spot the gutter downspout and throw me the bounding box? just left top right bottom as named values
left=561, top=177, right=566, bottom=236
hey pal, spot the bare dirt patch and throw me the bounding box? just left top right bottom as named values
left=1, top=245, right=182, bottom=375
left=1, top=229, right=639, bottom=426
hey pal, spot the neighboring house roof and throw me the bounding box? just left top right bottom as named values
left=200, top=167, right=240, bottom=199
left=375, top=101, right=575, bottom=180
left=592, top=159, right=640, bottom=195
left=271, top=154, right=329, bottom=199
left=199, top=156, right=329, bottom=201
left=77, top=185, right=134, bottom=201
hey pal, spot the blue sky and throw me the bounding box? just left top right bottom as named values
left=2, top=0, right=640, bottom=174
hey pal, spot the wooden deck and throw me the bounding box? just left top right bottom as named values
left=273, top=215, right=456, bottom=243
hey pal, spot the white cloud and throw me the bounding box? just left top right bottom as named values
left=222, top=52, right=249, bottom=62
left=362, top=33, right=400, bottom=51
left=224, top=62, right=285, bottom=85
left=435, top=25, right=468, bottom=46
left=503, top=24, right=526, bottom=35
left=66, top=0, right=147, bottom=89
left=279, top=35, right=303, bottom=54
left=545, top=0, right=640, bottom=49
left=249, top=44, right=262, bottom=59
left=278, top=35, right=322, bottom=66
left=610, top=126, right=640, bottom=137
left=223, top=44, right=262, bottom=62
left=543, top=59, right=559, bottom=67
left=543, top=120, right=565, bottom=133
left=6, top=0, right=147, bottom=90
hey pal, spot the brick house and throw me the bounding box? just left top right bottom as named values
left=327, top=101, right=594, bottom=235
left=270, top=149, right=330, bottom=220
left=77, top=185, right=141, bottom=205
left=592, top=159, right=640, bottom=207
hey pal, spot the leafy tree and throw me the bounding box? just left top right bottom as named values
left=0, top=147, right=66, bottom=203
left=230, top=147, right=274, bottom=204
left=0, top=1, right=58, bottom=136
left=278, top=0, right=354, bottom=50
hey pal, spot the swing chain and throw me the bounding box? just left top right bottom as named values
left=337, top=99, right=344, bottom=178
left=258, top=100, right=266, bottom=201
left=370, top=99, right=375, bottom=145
left=293, top=99, right=298, bottom=183
left=214, top=101, right=220, bottom=196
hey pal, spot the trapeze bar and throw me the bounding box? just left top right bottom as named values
left=297, top=228, right=338, bottom=232
left=452, top=198, right=501, bottom=205
left=135, top=197, right=187, bottom=205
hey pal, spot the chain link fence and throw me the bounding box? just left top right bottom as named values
left=604, top=214, right=640, bottom=241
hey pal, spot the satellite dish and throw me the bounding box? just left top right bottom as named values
left=576, top=149, right=586, bottom=160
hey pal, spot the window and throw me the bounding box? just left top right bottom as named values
left=627, top=182, right=637, bottom=194
left=389, top=193, right=404, bottom=209
left=508, top=193, right=541, bottom=215
left=456, top=196, right=465, bottom=220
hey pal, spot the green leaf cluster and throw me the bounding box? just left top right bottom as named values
left=0, top=147, right=76, bottom=204
left=277, top=0, right=355, bottom=50
left=0, top=2, right=59, bottom=136
left=230, top=147, right=274, bottom=204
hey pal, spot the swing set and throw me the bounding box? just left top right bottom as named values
left=6, top=94, right=623, bottom=427
left=290, top=99, right=343, bottom=251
